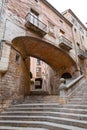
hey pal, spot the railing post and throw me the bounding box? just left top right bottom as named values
left=59, top=78, right=67, bottom=104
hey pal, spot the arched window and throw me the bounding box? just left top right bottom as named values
left=61, top=73, right=72, bottom=79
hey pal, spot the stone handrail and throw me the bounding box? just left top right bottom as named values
left=65, top=75, right=83, bottom=90
left=59, top=75, right=84, bottom=103
left=65, top=75, right=84, bottom=97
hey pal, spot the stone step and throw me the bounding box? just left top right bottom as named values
left=68, top=101, right=87, bottom=105
left=11, top=103, right=87, bottom=109
left=30, top=91, right=49, bottom=95
left=68, top=99, right=87, bottom=103
left=69, top=98, right=84, bottom=100
left=12, top=103, right=87, bottom=109
left=72, top=93, right=87, bottom=96
left=69, top=97, right=87, bottom=100
left=0, top=120, right=87, bottom=130
left=0, top=126, right=49, bottom=130
left=63, top=104, right=87, bottom=109
left=12, top=103, right=60, bottom=108
left=0, top=116, right=87, bottom=128
left=6, top=107, right=87, bottom=114
left=70, top=96, right=87, bottom=98
left=1, top=111, right=87, bottom=120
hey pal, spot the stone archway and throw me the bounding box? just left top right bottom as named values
left=12, top=36, right=76, bottom=71
left=11, top=36, right=77, bottom=95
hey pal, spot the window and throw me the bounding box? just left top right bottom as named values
left=74, top=28, right=77, bottom=32
left=30, top=9, right=39, bottom=17
left=37, top=59, right=41, bottom=65
left=76, top=42, right=80, bottom=48
left=30, top=9, right=39, bottom=26
left=59, top=19, right=63, bottom=23
left=59, top=29, right=65, bottom=36
left=15, top=54, right=20, bottom=64
left=35, top=0, right=39, bottom=2
left=82, top=36, right=84, bottom=40
left=36, top=67, right=41, bottom=77
left=36, top=67, right=41, bottom=72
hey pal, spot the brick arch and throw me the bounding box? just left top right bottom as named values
left=12, top=36, right=77, bottom=71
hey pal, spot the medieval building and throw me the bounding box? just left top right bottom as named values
left=0, top=0, right=87, bottom=129
left=0, top=0, right=87, bottom=107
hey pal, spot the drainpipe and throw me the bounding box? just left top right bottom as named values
left=0, top=0, right=4, bottom=18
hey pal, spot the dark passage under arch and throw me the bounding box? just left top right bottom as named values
left=61, top=73, right=72, bottom=79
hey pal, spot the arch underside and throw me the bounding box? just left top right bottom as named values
left=12, top=36, right=77, bottom=71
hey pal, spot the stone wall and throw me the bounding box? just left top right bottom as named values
left=0, top=48, right=30, bottom=112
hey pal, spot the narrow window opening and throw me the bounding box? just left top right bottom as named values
left=82, top=36, right=84, bottom=40
left=35, top=0, right=38, bottom=2
left=74, top=28, right=76, bottom=32
left=59, top=19, right=63, bottom=23
left=77, top=42, right=80, bottom=47
left=30, top=9, right=39, bottom=17
left=16, top=54, right=20, bottom=64
left=59, top=29, right=65, bottom=36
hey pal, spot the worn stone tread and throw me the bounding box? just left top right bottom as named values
left=2, top=110, right=87, bottom=117
left=0, top=126, right=49, bottom=130
left=0, top=115, right=87, bottom=124
left=0, top=121, right=86, bottom=130
left=12, top=103, right=60, bottom=107
left=64, top=104, right=87, bottom=108
left=12, top=103, right=87, bottom=108
left=7, top=107, right=87, bottom=113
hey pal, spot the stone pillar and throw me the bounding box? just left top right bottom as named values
left=24, top=57, right=30, bottom=95
left=59, top=78, right=67, bottom=104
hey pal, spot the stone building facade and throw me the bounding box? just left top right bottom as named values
left=30, top=57, right=52, bottom=93
left=0, top=0, right=87, bottom=111
left=62, top=9, right=87, bottom=75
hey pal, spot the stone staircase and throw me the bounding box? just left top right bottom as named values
left=0, top=81, right=87, bottom=129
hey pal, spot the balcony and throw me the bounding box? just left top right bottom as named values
left=77, top=49, right=87, bottom=60
left=58, top=36, right=72, bottom=51
left=25, top=13, right=48, bottom=36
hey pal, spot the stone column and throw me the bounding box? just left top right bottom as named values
left=24, top=57, right=30, bottom=95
